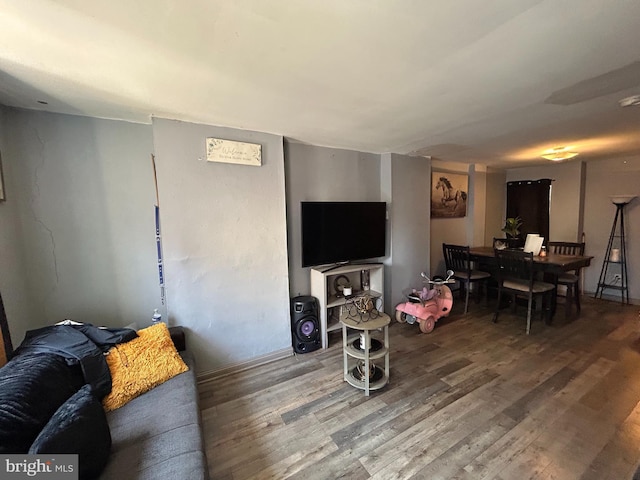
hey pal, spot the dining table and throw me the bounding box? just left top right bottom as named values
left=469, top=246, right=593, bottom=275
left=468, top=246, right=594, bottom=320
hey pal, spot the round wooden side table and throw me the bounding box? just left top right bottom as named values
left=340, top=312, right=390, bottom=396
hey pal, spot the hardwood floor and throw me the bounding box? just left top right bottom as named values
left=198, top=297, right=640, bottom=479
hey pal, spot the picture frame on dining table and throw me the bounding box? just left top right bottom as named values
left=431, top=171, right=468, bottom=218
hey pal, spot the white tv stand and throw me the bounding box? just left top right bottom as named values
left=310, top=263, right=384, bottom=349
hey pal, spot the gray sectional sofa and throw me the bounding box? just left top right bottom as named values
left=100, top=349, right=209, bottom=479
left=0, top=324, right=209, bottom=480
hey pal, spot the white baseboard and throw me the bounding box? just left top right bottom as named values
left=584, top=291, right=639, bottom=305
left=196, top=346, right=294, bottom=383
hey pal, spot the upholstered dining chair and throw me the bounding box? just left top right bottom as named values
left=493, top=249, right=556, bottom=334
left=442, top=243, right=491, bottom=314
left=547, top=241, right=586, bottom=317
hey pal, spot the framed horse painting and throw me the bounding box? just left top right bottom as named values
left=431, top=171, right=468, bottom=218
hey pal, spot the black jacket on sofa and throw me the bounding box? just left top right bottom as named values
left=14, top=324, right=136, bottom=398
left=0, top=323, right=136, bottom=454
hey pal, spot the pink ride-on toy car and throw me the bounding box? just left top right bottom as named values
left=395, top=270, right=455, bottom=333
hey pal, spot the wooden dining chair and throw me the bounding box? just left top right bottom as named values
left=493, top=249, right=556, bottom=334
left=547, top=241, right=586, bottom=317
left=443, top=243, right=491, bottom=314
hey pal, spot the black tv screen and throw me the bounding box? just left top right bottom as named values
left=301, top=201, right=386, bottom=267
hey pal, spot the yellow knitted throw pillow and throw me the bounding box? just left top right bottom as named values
left=102, top=323, right=189, bottom=411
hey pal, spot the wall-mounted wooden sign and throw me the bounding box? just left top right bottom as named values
left=206, top=138, right=262, bottom=166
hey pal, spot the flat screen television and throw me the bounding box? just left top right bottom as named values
left=301, top=201, right=386, bottom=268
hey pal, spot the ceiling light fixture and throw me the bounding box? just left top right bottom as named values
left=541, top=146, right=579, bottom=161
left=619, top=95, right=640, bottom=107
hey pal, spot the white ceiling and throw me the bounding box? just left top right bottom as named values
left=1, top=1, right=639, bottom=167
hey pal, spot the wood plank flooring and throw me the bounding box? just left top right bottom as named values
left=198, top=297, right=640, bottom=479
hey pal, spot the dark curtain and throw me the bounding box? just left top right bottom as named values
left=506, top=179, right=552, bottom=244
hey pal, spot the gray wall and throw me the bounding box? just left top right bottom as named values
left=583, top=156, right=640, bottom=301
left=0, top=108, right=158, bottom=345
left=153, top=118, right=291, bottom=372
left=0, top=108, right=32, bottom=345
left=383, top=153, right=432, bottom=310
left=3, top=104, right=637, bottom=377
left=469, top=165, right=487, bottom=247
left=284, top=145, right=433, bottom=315
left=285, top=141, right=381, bottom=297
left=484, top=168, right=507, bottom=245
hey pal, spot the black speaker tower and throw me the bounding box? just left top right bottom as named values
left=290, top=295, right=320, bottom=354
